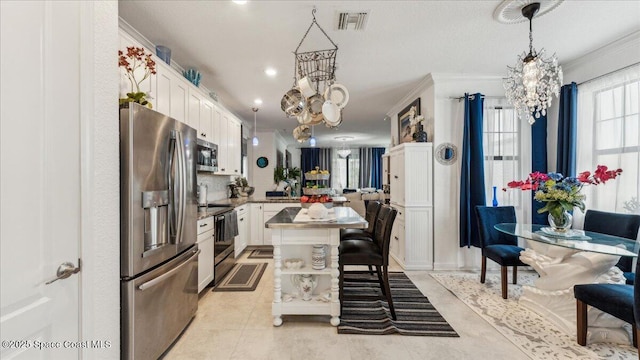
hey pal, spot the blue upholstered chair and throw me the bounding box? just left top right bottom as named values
left=583, top=210, right=640, bottom=285
left=475, top=206, right=527, bottom=299
left=574, top=248, right=640, bottom=349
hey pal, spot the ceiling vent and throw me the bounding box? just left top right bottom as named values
left=335, top=11, right=369, bottom=31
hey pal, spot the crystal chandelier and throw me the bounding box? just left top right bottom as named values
left=504, top=2, right=563, bottom=125
left=335, top=136, right=352, bottom=158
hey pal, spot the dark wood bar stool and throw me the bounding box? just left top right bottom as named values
left=339, top=205, right=398, bottom=320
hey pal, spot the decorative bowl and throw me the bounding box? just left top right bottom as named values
left=308, top=203, right=329, bottom=219
left=284, top=258, right=304, bottom=269
left=301, top=201, right=333, bottom=209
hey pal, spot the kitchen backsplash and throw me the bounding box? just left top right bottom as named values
left=197, top=173, right=233, bottom=201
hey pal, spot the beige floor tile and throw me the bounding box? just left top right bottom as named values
left=229, top=328, right=297, bottom=360
left=164, top=250, right=533, bottom=360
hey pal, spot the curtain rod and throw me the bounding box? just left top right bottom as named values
left=449, top=95, right=506, bottom=101
left=577, top=62, right=640, bottom=86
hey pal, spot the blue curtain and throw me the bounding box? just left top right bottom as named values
left=370, top=148, right=385, bottom=189
left=531, top=114, right=548, bottom=225
left=300, top=148, right=320, bottom=184
left=358, top=147, right=385, bottom=189
left=460, top=93, right=486, bottom=248
left=556, top=82, right=578, bottom=177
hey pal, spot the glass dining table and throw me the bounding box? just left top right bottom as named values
left=495, top=223, right=639, bottom=342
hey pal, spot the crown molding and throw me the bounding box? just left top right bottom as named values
left=562, top=30, right=640, bottom=74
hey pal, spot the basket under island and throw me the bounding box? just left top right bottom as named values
left=265, top=206, right=367, bottom=326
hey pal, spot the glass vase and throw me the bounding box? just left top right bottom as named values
left=548, top=211, right=573, bottom=233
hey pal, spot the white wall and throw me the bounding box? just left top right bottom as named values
left=387, top=74, right=513, bottom=270
left=82, top=1, right=120, bottom=358
left=431, top=74, right=507, bottom=270
left=546, top=31, right=640, bottom=173
left=387, top=30, right=640, bottom=271
left=250, top=131, right=277, bottom=196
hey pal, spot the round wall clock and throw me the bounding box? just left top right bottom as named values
left=256, top=156, right=269, bottom=168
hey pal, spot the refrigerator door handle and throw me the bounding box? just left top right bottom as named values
left=137, top=249, right=200, bottom=291
left=174, top=130, right=186, bottom=244
left=167, top=131, right=177, bottom=241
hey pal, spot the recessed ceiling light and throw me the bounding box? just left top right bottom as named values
left=265, top=68, right=277, bottom=77
left=232, top=0, right=247, bottom=5
left=254, top=98, right=263, bottom=105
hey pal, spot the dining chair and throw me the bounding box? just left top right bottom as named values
left=583, top=210, right=640, bottom=285
left=475, top=206, right=527, bottom=299
left=574, top=247, right=640, bottom=349
left=340, top=201, right=381, bottom=241
left=339, top=205, right=398, bottom=320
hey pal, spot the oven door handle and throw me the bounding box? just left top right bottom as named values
left=138, top=249, right=200, bottom=291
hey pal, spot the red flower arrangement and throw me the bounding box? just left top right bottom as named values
left=505, top=165, right=622, bottom=226
left=118, top=46, right=156, bottom=108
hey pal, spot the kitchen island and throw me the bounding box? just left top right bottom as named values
left=265, top=206, right=367, bottom=326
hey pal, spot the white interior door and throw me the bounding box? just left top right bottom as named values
left=1, top=1, right=82, bottom=358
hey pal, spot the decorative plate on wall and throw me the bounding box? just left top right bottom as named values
left=257, top=156, right=269, bottom=168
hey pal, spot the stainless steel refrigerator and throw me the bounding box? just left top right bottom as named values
left=120, top=103, right=199, bottom=360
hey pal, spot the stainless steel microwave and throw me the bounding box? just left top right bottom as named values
left=196, top=138, right=218, bottom=172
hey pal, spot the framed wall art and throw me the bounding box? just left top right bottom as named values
left=398, top=98, right=420, bottom=144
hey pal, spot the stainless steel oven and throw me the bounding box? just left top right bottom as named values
left=213, top=210, right=236, bottom=283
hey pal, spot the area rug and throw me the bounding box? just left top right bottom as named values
left=338, top=272, right=458, bottom=337
left=247, top=248, right=273, bottom=259
left=431, top=272, right=637, bottom=359
left=213, top=263, right=267, bottom=291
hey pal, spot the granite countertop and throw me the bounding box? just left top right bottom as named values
left=207, top=196, right=303, bottom=207
left=264, top=207, right=367, bottom=229
left=207, top=196, right=347, bottom=208
left=196, top=206, right=235, bottom=220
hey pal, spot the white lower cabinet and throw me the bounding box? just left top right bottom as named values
left=235, top=204, right=249, bottom=257
left=197, top=217, right=214, bottom=293
left=249, top=203, right=264, bottom=246
left=390, top=205, right=405, bottom=265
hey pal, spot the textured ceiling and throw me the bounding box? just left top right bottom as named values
left=118, top=0, right=640, bottom=147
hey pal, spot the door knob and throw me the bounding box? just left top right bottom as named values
left=45, top=261, right=81, bottom=285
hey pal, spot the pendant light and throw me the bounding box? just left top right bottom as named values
left=252, top=107, right=259, bottom=146
left=504, top=2, right=562, bottom=125
left=335, top=136, right=353, bottom=158
left=309, top=125, right=316, bottom=147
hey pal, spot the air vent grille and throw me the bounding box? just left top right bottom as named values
left=336, top=11, right=369, bottom=31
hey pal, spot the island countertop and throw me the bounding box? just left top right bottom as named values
left=264, top=207, right=367, bottom=229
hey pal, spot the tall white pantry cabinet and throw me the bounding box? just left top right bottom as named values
left=388, top=143, right=434, bottom=270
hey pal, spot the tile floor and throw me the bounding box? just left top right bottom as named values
left=164, top=251, right=529, bottom=360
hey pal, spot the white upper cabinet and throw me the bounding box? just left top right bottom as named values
left=188, top=91, right=202, bottom=137
left=200, top=99, right=214, bottom=141
left=154, top=60, right=188, bottom=124
left=119, top=28, right=245, bottom=176
left=218, top=113, right=229, bottom=174
left=228, top=117, right=241, bottom=175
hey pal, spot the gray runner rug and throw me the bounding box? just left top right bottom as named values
left=248, top=248, right=273, bottom=259
left=213, top=263, right=267, bottom=291
left=338, top=272, right=458, bottom=336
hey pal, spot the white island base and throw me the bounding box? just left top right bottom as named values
left=271, top=227, right=341, bottom=327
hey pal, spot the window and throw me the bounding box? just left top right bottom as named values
left=483, top=101, right=523, bottom=209
left=576, top=66, right=640, bottom=219
left=331, top=150, right=359, bottom=190
left=578, top=70, right=640, bottom=214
